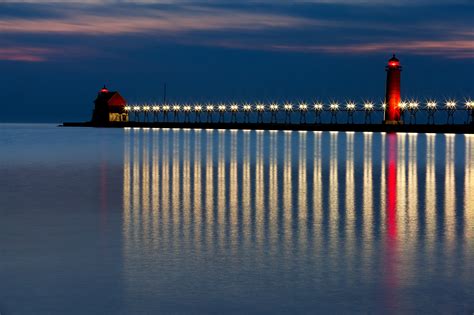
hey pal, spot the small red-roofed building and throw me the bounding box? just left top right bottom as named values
left=91, top=85, right=128, bottom=123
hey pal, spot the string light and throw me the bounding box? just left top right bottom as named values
left=126, top=99, right=472, bottom=116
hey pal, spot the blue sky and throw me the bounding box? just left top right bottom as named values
left=0, top=0, right=472, bottom=122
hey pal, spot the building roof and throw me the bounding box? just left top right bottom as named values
left=95, top=86, right=127, bottom=107
left=96, top=91, right=119, bottom=102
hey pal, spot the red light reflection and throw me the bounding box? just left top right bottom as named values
left=387, top=134, right=397, bottom=239
left=384, top=132, right=398, bottom=311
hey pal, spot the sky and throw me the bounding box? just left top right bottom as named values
left=0, top=0, right=472, bottom=122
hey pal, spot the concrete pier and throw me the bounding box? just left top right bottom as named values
left=61, top=121, right=473, bottom=134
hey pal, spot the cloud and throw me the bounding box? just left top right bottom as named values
left=271, top=40, right=474, bottom=59
left=0, top=0, right=469, bottom=4
left=0, top=1, right=472, bottom=61
left=0, top=47, right=52, bottom=61
left=0, top=6, right=317, bottom=35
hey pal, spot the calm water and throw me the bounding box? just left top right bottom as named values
left=0, top=124, right=473, bottom=314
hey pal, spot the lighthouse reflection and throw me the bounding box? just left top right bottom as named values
left=122, top=129, right=474, bottom=312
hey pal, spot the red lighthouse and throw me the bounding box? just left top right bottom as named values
left=384, top=55, right=402, bottom=124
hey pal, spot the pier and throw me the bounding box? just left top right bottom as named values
left=63, top=101, right=474, bottom=134
left=62, top=56, right=473, bottom=134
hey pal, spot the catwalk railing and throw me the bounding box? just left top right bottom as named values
left=124, top=100, right=474, bottom=125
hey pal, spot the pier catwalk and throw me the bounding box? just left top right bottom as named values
left=62, top=121, right=473, bottom=134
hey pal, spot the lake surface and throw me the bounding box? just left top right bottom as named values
left=0, top=124, right=473, bottom=314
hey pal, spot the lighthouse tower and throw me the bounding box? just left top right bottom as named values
left=384, top=54, right=402, bottom=124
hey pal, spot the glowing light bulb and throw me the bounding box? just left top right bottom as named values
left=364, top=102, right=374, bottom=110
left=270, top=103, right=279, bottom=111
left=133, top=106, right=140, bottom=111
left=330, top=102, right=339, bottom=111
left=230, top=104, right=239, bottom=112
left=466, top=100, right=474, bottom=109
left=194, top=105, right=202, bottom=112
left=206, top=105, right=214, bottom=112
left=243, top=104, right=252, bottom=111
left=313, top=103, right=323, bottom=111
left=124, top=106, right=131, bottom=112
left=399, top=101, right=407, bottom=110
left=346, top=102, right=356, bottom=110
left=409, top=101, right=419, bottom=109
left=256, top=103, right=265, bottom=111
left=284, top=103, right=293, bottom=111
left=427, top=101, right=437, bottom=109
left=446, top=100, right=456, bottom=109
left=299, top=103, right=308, bottom=111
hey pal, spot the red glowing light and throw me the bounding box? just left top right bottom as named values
left=100, top=85, right=109, bottom=93
left=385, top=55, right=402, bottom=122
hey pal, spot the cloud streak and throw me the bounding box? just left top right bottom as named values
left=0, top=2, right=472, bottom=61
left=271, top=40, right=474, bottom=59
left=0, top=0, right=469, bottom=5
left=0, top=47, right=52, bottom=61
left=0, top=7, right=316, bottom=34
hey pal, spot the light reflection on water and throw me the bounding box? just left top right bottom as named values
left=1, top=125, right=473, bottom=313
left=467, top=136, right=474, bottom=241
left=121, top=128, right=473, bottom=313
